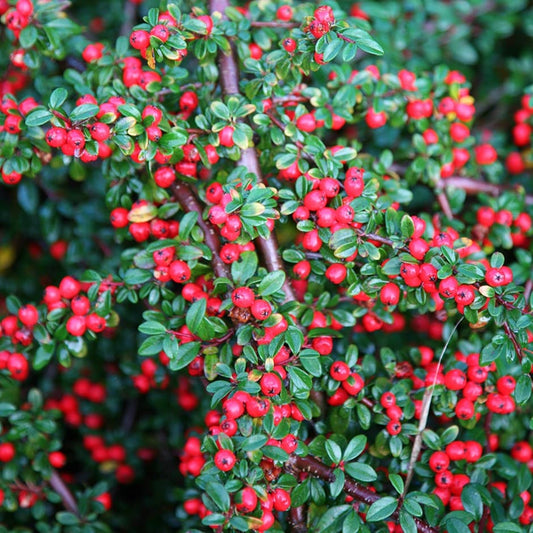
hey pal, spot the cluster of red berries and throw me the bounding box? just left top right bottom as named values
left=0, top=350, right=29, bottom=380
left=306, top=5, right=335, bottom=39
left=45, top=389, right=104, bottom=429
left=429, top=442, right=482, bottom=510
left=179, top=435, right=206, bottom=478
left=328, top=361, right=365, bottom=406
left=207, top=182, right=255, bottom=243
left=506, top=93, right=533, bottom=174
left=2, top=0, right=34, bottom=44
left=110, top=200, right=179, bottom=242
left=81, top=436, right=135, bottom=484
left=42, top=275, right=108, bottom=337
left=475, top=205, right=532, bottom=248
left=131, top=351, right=170, bottom=393
left=129, top=11, right=214, bottom=67
left=0, top=95, right=39, bottom=183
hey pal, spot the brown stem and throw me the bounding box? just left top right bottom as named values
left=289, top=505, right=308, bottom=532
left=171, top=181, right=231, bottom=280
left=524, top=279, right=532, bottom=303
left=436, top=192, right=453, bottom=220
left=120, top=0, right=138, bottom=37
left=503, top=321, right=523, bottom=360
left=439, top=176, right=533, bottom=205
left=210, top=0, right=297, bottom=303
left=285, top=454, right=439, bottom=533
left=50, top=470, right=79, bottom=517
left=336, top=32, right=356, bottom=44
left=250, top=21, right=300, bottom=28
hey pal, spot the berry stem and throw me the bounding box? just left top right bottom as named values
left=436, top=191, right=453, bottom=219
left=120, top=0, right=138, bottom=37
left=402, top=318, right=463, bottom=499
left=171, top=181, right=231, bottom=280
left=210, top=0, right=297, bottom=303
left=50, top=470, right=80, bottom=517
left=288, top=504, right=308, bottom=532
left=285, top=454, right=439, bottom=533
left=250, top=21, right=300, bottom=28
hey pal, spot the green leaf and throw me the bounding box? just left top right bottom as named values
left=241, top=434, right=268, bottom=451
left=316, top=505, right=351, bottom=530
left=56, top=512, right=80, bottom=526
left=285, top=326, right=303, bottom=355
left=365, top=496, right=398, bottom=522
left=515, top=374, right=532, bottom=405
left=330, top=468, right=345, bottom=498
left=399, top=509, right=417, bottom=533
left=206, top=482, right=230, bottom=512
left=263, top=445, right=289, bottom=462
left=0, top=403, right=16, bottom=417
left=461, top=485, right=483, bottom=521
left=299, top=349, right=322, bottom=377
left=138, top=321, right=167, bottom=335
left=25, top=108, right=53, bottom=127
left=325, top=439, right=343, bottom=464
left=258, top=271, right=286, bottom=296
left=323, top=38, right=344, bottom=63
left=17, top=181, right=39, bottom=213
left=69, top=104, right=99, bottom=122
left=343, top=435, right=367, bottom=462
left=169, top=341, right=201, bottom=371
left=344, top=462, right=377, bottom=482
left=389, top=473, right=404, bottom=495
left=186, top=298, right=207, bottom=335
left=492, top=523, right=524, bottom=533
left=231, top=251, right=258, bottom=286
left=287, top=366, right=312, bottom=399
left=33, top=344, right=55, bottom=370
left=211, top=101, right=230, bottom=120
left=355, top=36, right=384, bottom=56
left=49, top=87, right=68, bottom=109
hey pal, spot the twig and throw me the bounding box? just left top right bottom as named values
left=121, top=397, right=138, bottom=433
left=289, top=505, right=308, bottom=532
left=210, top=0, right=297, bottom=303
left=503, top=321, right=523, bottom=360
left=250, top=21, right=299, bottom=28
left=440, top=176, right=533, bottom=205
left=436, top=192, right=453, bottom=219
left=120, top=0, right=138, bottom=37
left=50, top=470, right=80, bottom=517
left=285, top=454, right=439, bottom=533
left=171, top=181, right=231, bottom=280
left=524, top=279, right=532, bottom=303
left=402, top=318, right=464, bottom=499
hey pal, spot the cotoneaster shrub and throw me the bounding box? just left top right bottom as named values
left=0, top=0, right=532, bottom=532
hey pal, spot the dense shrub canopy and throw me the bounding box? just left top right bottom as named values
left=0, top=0, right=532, bottom=532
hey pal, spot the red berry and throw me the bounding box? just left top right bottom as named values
left=18, top=304, right=39, bottom=327
left=330, top=361, right=350, bottom=381
left=231, top=287, right=255, bottom=308
left=366, top=108, right=387, bottom=129
left=214, top=449, right=236, bottom=472
left=7, top=352, right=29, bottom=380
left=260, top=373, right=282, bottom=397
left=130, top=30, right=150, bottom=50
left=0, top=442, right=16, bottom=462
left=429, top=451, right=450, bottom=472
left=48, top=451, right=67, bottom=468
left=276, top=5, right=293, bottom=20
left=219, top=126, right=235, bottom=147
left=380, top=282, right=400, bottom=306
left=169, top=260, right=191, bottom=283
left=251, top=299, right=272, bottom=321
